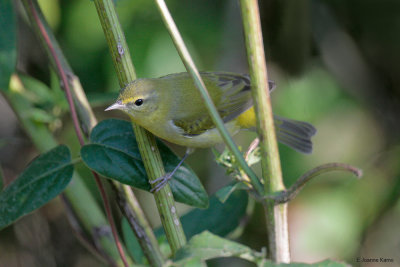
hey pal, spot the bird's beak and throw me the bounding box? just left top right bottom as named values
left=105, top=100, right=124, bottom=111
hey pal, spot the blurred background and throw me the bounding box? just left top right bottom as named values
left=1, top=0, right=399, bottom=266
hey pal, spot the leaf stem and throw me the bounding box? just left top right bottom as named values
left=93, top=0, right=186, bottom=255
left=154, top=0, right=264, bottom=196
left=272, top=163, right=362, bottom=204
left=239, top=0, right=289, bottom=262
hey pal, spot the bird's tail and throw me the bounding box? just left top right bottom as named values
left=274, top=115, right=316, bottom=154
left=237, top=107, right=317, bottom=154
left=237, top=108, right=316, bottom=154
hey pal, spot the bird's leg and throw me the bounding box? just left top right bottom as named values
left=150, top=151, right=190, bottom=193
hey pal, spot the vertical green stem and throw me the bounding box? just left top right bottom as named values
left=154, top=0, right=264, bottom=196
left=239, top=0, right=289, bottom=263
left=93, top=0, right=186, bottom=254
left=6, top=81, right=124, bottom=267
left=21, top=0, right=165, bottom=265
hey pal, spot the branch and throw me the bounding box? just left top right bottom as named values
left=7, top=75, right=121, bottom=266
left=22, top=1, right=129, bottom=266
left=154, top=0, right=264, bottom=196
left=21, top=0, right=165, bottom=265
left=93, top=0, right=186, bottom=255
left=272, top=163, right=362, bottom=204
left=239, top=0, right=288, bottom=262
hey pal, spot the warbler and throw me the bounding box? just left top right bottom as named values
left=106, top=72, right=316, bottom=190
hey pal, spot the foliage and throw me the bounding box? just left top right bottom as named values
left=0, top=0, right=16, bottom=91
left=81, top=119, right=209, bottom=208
left=0, top=145, right=73, bottom=229
left=0, top=0, right=398, bottom=266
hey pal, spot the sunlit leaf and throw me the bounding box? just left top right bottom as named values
left=19, top=75, right=54, bottom=105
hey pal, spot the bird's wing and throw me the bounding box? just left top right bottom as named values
left=172, top=72, right=255, bottom=136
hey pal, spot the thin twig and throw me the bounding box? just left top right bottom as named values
left=26, top=0, right=84, bottom=145
left=272, top=163, right=362, bottom=204
left=26, top=1, right=129, bottom=266
left=112, top=183, right=165, bottom=266
left=93, top=0, right=186, bottom=256
left=10, top=70, right=125, bottom=266
left=154, top=0, right=264, bottom=197
left=60, top=194, right=113, bottom=266
left=245, top=138, right=260, bottom=159
left=22, top=0, right=165, bottom=264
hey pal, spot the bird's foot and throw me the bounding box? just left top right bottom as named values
left=150, top=172, right=172, bottom=193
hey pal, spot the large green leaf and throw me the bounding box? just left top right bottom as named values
left=261, top=260, right=350, bottom=267
left=81, top=119, right=208, bottom=208
left=156, top=190, right=248, bottom=239
left=0, top=0, right=16, bottom=91
left=0, top=145, right=74, bottom=229
left=172, top=231, right=349, bottom=267
left=173, top=231, right=264, bottom=265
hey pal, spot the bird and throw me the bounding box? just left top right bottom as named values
left=106, top=71, right=316, bottom=191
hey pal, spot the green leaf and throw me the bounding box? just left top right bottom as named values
left=261, top=259, right=350, bottom=267
left=156, top=190, right=248, bottom=239
left=173, top=231, right=264, bottom=265
left=121, top=218, right=145, bottom=264
left=0, top=145, right=74, bottom=229
left=172, top=232, right=349, bottom=267
left=49, top=69, right=68, bottom=110
left=215, top=181, right=248, bottom=203
left=19, top=75, right=54, bottom=105
left=30, top=108, right=56, bottom=123
left=171, top=258, right=206, bottom=267
left=0, top=0, right=16, bottom=91
left=157, top=234, right=172, bottom=258
left=81, top=119, right=208, bottom=208
left=0, top=164, right=4, bottom=192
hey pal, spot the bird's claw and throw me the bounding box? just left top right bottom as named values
left=149, top=173, right=171, bottom=184
left=150, top=173, right=172, bottom=193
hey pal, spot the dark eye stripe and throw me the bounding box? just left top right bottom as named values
left=135, top=99, right=143, bottom=106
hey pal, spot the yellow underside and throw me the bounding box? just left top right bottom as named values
left=236, top=107, right=256, bottom=129
left=129, top=107, right=257, bottom=149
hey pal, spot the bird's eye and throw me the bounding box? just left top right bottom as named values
left=134, top=99, right=143, bottom=106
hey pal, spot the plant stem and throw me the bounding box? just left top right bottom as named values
left=6, top=77, right=123, bottom=266
left=113, top=183, right=164, bottom=266
left=239, top=0, right=289, bottom=262
left=154, top=0, right=264, bottom=196
left=93, top=0, right=186, bottom=255
left=22, top=1, right=129, bottom=265
left=21, top=0, right=165, bottom=265
left=273, top=163, right=362, bottom=204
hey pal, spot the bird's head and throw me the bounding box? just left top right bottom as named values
left=105, top=79, right=160, bottom=120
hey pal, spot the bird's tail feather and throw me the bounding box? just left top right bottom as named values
left=274, top=116, right=316, bottom=154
